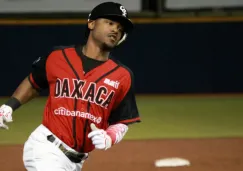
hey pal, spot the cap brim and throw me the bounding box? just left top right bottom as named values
left=100, top=14, right=133, bottom=33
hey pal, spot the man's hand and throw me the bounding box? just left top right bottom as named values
left=88, top=123, right=112, bottom=150
left=0, top=104, right=13, bottom=130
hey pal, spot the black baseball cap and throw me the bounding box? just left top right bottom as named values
left=88, top=2, right=134, bottom=33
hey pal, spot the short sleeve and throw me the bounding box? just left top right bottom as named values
left=28, top=55, right=49, bottom=91
left=108, top=71, right=141, bottom=125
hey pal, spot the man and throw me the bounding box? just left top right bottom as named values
left=0, top=1, right=141, bottom=171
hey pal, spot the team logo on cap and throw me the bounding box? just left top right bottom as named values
left=120, top=6, right=127, bottom=17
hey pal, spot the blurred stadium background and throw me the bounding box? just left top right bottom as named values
left=0, top=0, right=243, bottom=146
left=0, top=1, right=243, bottom=171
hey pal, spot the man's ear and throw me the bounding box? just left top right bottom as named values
left=88, top=20, right=95, bottom=30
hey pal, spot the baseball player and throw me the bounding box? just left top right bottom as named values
left=0, top=1, right=141, bottom=171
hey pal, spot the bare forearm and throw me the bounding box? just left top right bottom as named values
left=11, top=77, right=39, bottom=105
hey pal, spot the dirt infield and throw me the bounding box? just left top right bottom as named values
left=0, top=138, right=243, bottom=171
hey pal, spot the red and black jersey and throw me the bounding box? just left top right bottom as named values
left=28, top=45, right=141, bottom=153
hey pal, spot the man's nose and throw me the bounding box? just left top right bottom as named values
left=111, top=24, right=120, bottom=33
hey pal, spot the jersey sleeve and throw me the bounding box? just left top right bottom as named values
left=28, top=55, right=49, bottom=91
left=108, top=70, right=141, bottom=125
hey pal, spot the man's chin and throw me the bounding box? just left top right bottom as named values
left=102, top=42, right=117, bottom=51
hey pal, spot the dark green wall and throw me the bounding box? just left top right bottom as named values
left=1, top=21, right=242, bottom=95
